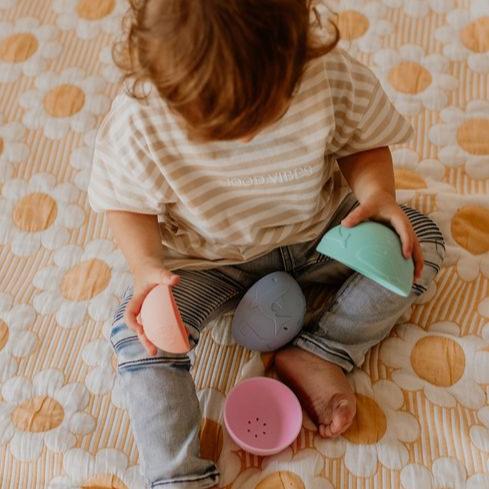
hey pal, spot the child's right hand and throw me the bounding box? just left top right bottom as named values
left=124, top=258, right=181, bottom=356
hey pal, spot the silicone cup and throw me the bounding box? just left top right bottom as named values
left=223, top=376, right=303, bottom=456
left=231, top=271, right=306, bottom=352
left=316, top=221, right=414, bottom=297
left=139, top=284, right=191, bottom=354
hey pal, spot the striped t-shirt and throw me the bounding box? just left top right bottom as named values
left=88, top=47, right=413, bottom=271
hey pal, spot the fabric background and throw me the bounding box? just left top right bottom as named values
left=0, top=0, right=488, bottom=488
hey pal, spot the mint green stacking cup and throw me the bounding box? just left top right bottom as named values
left=316, top=221, right=414, bottom=297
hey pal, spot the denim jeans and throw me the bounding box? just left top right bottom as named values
left=109, top=193, right=446, bottom=488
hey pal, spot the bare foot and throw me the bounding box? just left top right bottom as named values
left=273, top=346, right=356, bottom=438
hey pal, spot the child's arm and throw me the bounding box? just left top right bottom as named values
left=107, top=210, right=168, bottom=276
left=336, top=146, right=424, bottom=280
left=107, top=210, right=180, bottom=355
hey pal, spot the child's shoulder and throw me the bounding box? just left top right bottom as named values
left=320, top=47, right=379, bottom=88
left=97, top=83, right=169, bottom=143
left=307, top=47, right=381, bottom=113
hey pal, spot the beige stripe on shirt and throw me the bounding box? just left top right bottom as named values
left=87, top=47, right=413, bottom=270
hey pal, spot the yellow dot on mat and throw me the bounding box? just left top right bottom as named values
left=11, top=395, right=64, bottom=432
left=451, top=205, right=489, bottom=255
left=256, top=471, right=305, bottom=489
left=76, top=0, right=115, bottom=21
left=337, top=10, right=369, bottom=40
left=61, top=259, right=112, bottom=301
left=343, top=394, right=386, bottom=445
left=0, top=321, right=9, bottom=352
left=457, top=118, right=489, bottom=156
left=394, top=169, right=428, bottom=190
left=388, top=61, right=432, bottom=94
left=111, top=354, right=117, bottom=372
left=81, top=474, right=128, bottom=489
left=43, top=84, right=85, bottom=118
left=0, top=33, right=38, bottom=63
left=411, top=336, right=465, bottom=387
left=199, top=417, right=223, bottom=463
left=12, top=192, right=58, bottom=232
left=460, top=16, right=489, bottom=53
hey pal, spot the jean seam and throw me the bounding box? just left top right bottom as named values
left=313, top=252, right=330, bottom=266
left=419, top=239, right=446, bottom=249
left=287, top=245, right=296, bottom=270
left=435, top=241, right=447, bottom=260
left=412, top=284, right=428, bottom=295
left=294, top=254, right=333, bottom=274
left=184, top=289, right=242, bottom=339
left=423, top=261, right=441, bottom=273
left=113, top=335, right=138, bottom=351
left=151, top=468, right=219, bottom=487
left=120, top=355, right=190, bottom=363
left=208, top=268, right=248, bottom=293
left=118, top=357, right=191, bottom=370
left=305, top=272, right=362, bottom=337
left=327, top=271, right=363, bottom=314
left=279, top=246, right=292, bottom=271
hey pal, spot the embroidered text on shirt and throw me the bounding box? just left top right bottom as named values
left=225, top=165, right=314, bottom=186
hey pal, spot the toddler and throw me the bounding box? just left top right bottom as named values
left=88, top=1, right=446, bottom=488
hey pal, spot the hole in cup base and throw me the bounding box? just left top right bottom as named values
left=245, top=417, right=270, bottom=438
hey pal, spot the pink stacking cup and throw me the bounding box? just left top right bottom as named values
left=223, top=376, right=303, bottom=456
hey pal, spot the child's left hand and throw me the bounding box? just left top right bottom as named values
left=340, top=192, right=424, bottom=281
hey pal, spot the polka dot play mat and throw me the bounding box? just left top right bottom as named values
left=0, top=0, right=488, bottom=488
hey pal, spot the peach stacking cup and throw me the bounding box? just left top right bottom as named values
left=140, top=284, right=191, bottom=354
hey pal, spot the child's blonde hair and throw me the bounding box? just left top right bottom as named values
left=114, top=0, right=339, bottom=141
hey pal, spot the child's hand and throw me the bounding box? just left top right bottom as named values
left=341, top=193, right=424, bottom=281
left=124, top=258, right=181, bottom=356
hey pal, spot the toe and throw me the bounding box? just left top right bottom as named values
left=320, top=424, right=339, bottom=438
left=331, top=408, right=355, bottom=436
left=319, top=398, right=356, bottom=438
